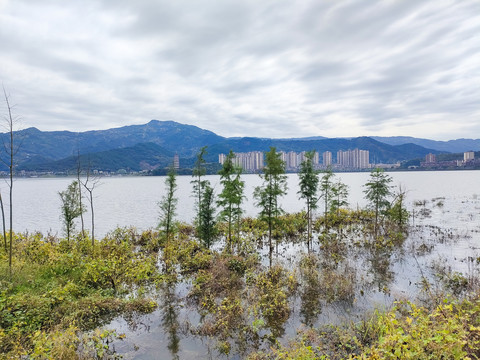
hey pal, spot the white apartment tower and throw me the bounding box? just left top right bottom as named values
left=173, top=153, right=180, bottom=169
left=464, top=151, right=475, bottom=162
left=337, top=149, right=370, bottom=169
left=323, top=151, right=332, bottom=167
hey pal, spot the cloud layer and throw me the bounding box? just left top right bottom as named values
left=1, top=0, right=479, bottom=140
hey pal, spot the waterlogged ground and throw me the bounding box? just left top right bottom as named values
left=104, top=193, right=480, bottom=359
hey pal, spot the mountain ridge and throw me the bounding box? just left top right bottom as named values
left=3, top=120, right=475, bottom=173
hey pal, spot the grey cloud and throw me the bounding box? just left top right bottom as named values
left=0, top=0, right=479, bottom=140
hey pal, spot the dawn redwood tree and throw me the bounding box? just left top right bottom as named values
left=298, top=150, right=319, bottom=251
left=158, top=166, right=178, bottom=269
left=192, top=146, right=207, bottom=220
left=254, top=147, right=287, bottom=265
left=198, top=182, right=217, bottom=249
left=59, top=180, right=85, bottom=242
left=388, top=185, right=409, bottom=229
left=363, top=167, right=393, bottom=238
left=217, top=150, right=245, bottom=252
left=191, top=146, right=210, bottom=243
left=319, top=167, right=335, bottom=233
left=330, top=179, right=349, bottom=217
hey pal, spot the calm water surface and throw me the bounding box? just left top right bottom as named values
left=10, top=170, right=480, bottom=237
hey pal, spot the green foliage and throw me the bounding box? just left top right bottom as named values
left=320, top=167, right=335, bottom=231
left=58, top=180, right=85, bottom=241
left=0, top=230, right=160, bottom=358
left=357, top=300, right=477, bottom=359
left=330, top=179, right=349, bottom=216
left=254, top=147, right=287, bottom=258
left=198, top=182, right=218, bottom=249
left=298, top=151, right=319, bottom=249
left=218, top=150, right=245, bottom=252
left=158, top=167, right=178, bottom=268
left=387, top=186, right=409, bottom=228
left=191, top=146, right=218, bottom=248
left=363, top=168, right=393, bottom=237
left=255, top=266, right=291, bottom=324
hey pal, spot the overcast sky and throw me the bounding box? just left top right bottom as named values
left=1, top=0, right=479, bottom=140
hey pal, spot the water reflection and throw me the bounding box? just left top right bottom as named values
left=160, top=282, right=180, bottom=360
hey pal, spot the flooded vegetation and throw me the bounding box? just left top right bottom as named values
left=1, top=170, right=480, bottom=359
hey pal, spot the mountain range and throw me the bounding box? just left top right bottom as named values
left=1, top=120, right=478, bottom=173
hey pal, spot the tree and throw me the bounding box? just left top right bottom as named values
left=2, top=86, right=21, bottom=277
left=330, top=180, right=349, bottom=217
left=59, top=180, right=85, bottom=241
left=388, top=185, right=409, bottom=228
left=298, top=150, right=319, bottom=251
left=76, top=150, right=85, bottom=238
left=197, top=182, right=217, bottom=249
left=81, top=162, right=100, bottom=246
left=191, top=146, right=211, bottom=244
left=217, top=150, right=245, bottom=252
left=363, top=168, right=393, bottom=238
left=319, top=167, right=335, bottom=232
left=254, top=147, right=287, bottom=265
left=192, top=146, right=207, bottom=222
left=159, top=166, right=178, bottom=265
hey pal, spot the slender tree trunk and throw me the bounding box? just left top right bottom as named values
left=228, top=210, right=232, bottom=253
left=268, top=219, right=272, bottom=268
left=8, top=95, right=14, bottom=278
left=324, top=191, right=328, bottom=234
left=0, top=192, right=6, bottom=251
left=89, top=190, right=95, bottom=245
left=77, top=158, right=85, bottom=239
left=307, top=202, right=311, bottom=252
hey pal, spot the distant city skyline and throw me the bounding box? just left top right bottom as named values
left=219, top=149, right=372, bottom=171
left=1, top=1, right=479, bottom=140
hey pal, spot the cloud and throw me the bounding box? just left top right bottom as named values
left=0, top=0, right=478, bottom=140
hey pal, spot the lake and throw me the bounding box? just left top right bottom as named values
left=8, top=170, right=480, bottom=238
left=7, top=170, right=480, bottom=358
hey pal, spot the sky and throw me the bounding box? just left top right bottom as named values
left=0, top=0, right=479, bottom=140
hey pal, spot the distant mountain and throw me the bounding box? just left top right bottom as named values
left=371, top=136, right=480, bottom=153
left=0, top=120, right=447, bottom=173
left=3, top=120, right=224, bottom=163
left=19, top=142, right=175, bottom=172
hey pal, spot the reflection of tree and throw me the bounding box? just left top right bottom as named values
left=368, top=251, right=394, bottom=294
left=300, top=280, right=322, bottom=327
left=161, top=282, right=180, bottom=359
left=299, top=254, right=323, bottom=327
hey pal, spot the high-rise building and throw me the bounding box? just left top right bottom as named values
left=219, top=150, right=319, bottom=172
left=425, top=153, right=436, bottom=163
left=337, top=149, right=370, bottom=169
left=218, top=153, right=226, bottom=164
left=323, top=151, right=332, bottom=167
left=464, top=151, right=475, bottom=162
left=173, top=153, right=180, bottom=169
left=312, top=151, right=319, bottom=165
left=219, top=151, right=264, bottom=171
left=287, top=151, right=297, bottom=169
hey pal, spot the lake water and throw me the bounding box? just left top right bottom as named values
left=8, top=170, right=480, bottom=238
left=7, top=170, right=480, bottom=358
